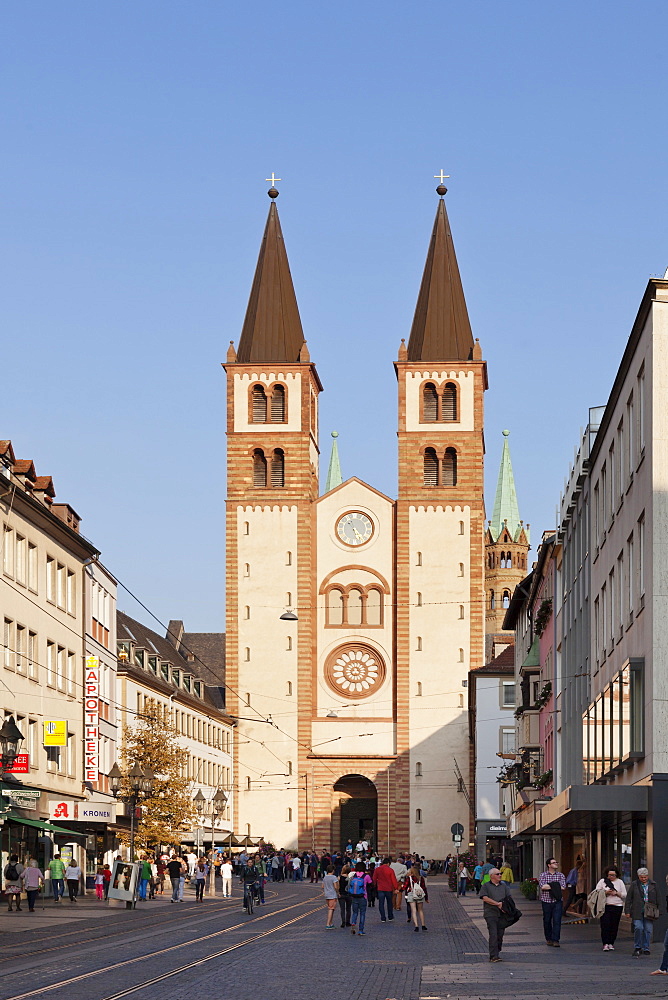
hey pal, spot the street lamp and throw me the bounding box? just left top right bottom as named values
left=0, top=716, right=24, bottom=773
left=108, top=763, right=155, bottom=864
left=193, top=789, right=206, bottom=855
left=194, top=788, right=229, bottom=897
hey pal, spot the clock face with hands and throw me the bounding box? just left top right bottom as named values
left=336, top=511, right=374, bottom=547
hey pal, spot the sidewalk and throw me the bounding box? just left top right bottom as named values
left=426, top=884, right=668, bottom=999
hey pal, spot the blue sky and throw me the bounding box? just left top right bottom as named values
left=3, top=1, right=667, bottom=630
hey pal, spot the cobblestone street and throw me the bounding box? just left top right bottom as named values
left=1, top=878, right=668, bottom=1000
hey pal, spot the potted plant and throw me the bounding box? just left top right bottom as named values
left=520, top=877, right=539, bottom=900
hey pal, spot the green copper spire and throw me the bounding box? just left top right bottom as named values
left=489, top=430, right=525, bottom=542
left=324, top=431, right=342, bottom=493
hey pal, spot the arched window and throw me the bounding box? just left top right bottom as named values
left=270, top=384, right=286, bottom=422
left=243, top=521, right=249, bottom=535
left=416, top=552, right=422, bottom=566
left=286, top=681, right=292, bottom=696
left=443, top=382, right=457, bottom=421
left=459, top=521, right=465, bottom=535
left=366, top=587, right=382, bottom=626
left=507, top=552, right=512, bottom=568
left=244, top=605, right=250, bottom=619
left=327, top=588, right=345, bottom=626
left=423, top=447, right=439, bottom=487
left=416, top=681, right=422, bottom=697
left=286, top=551, right=292, bottom=565
left=270, top=449, right=284, bottom=487
left=253, top=449, right=267, bottom=487
left=415, top=808, right=422, bottom=823
left=416, top=592, right=422, bottom=606
left=423, top=383, right=438, bottom=421
left=348, top=588, right=363, bottom=627
left=443, top=447, right=457, bottom=486
left=286, top=636, right=292, bottom=650
left=251, top=385, right=267, bottom=422
left=416, top=636, right=422, bottom=651
left=502, top=590, right=511, bottom=608
left=490, top=590, right=495, bottom=609
left=415, top=762, right=423, bottom=777
left=459, top=605, right=465, bottom=619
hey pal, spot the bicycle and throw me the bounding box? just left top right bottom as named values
left=243, top=881, right=257, bottom=914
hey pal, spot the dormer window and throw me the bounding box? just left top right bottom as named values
left=171, top=668, right=180, bottom=686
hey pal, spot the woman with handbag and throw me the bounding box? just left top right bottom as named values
left=624, top=867, right=661, bottom=957
left=593, top=866, right=626, bottom=950
left=402, top=865, right=429, bottom=932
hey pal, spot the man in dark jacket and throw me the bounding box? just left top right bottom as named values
left=167, top=856, right=184, bottom=903
left=624, top=867, right=661, bottom=957
left=480, top=868, right=511, bottom=962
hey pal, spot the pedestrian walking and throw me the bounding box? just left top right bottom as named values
left=625, top=867, right=661, bottom=957
left=594, top=866, right=626, bottom=951
left=348, top=864, right=372, bottom=936
left=390, top=855, right=407, bottom=914
left=187, top=851, right=197, bottom=878
left=167, top=855, right=184, bottom=902
left=564, top=859, right=580, bottom=911
left=138, top=858, right=152, bottom=901
left=322, top=865, right=339, bottom=928
left=367, top=861, right=378, bottom=909
left=403, top=865, right=429, bottom=931
left=473, top=862, right=483, bottom=894
left=372, top=857, right=398, bottom=922
left=194, top=859, right=208, bottom=901
left=480, top=867, right=510, bottom=962
left=221, top=858, right=233, bottom=897
left=4, top=855, right=25, bottom=911
left=65, top=862, right=82, bottom=902
left=457, top=862, right=469, bottom=896
left=102, top=864, right=112, bottom=899
left=338, top=864, right=352, bottom=927
left=94, top=866, right=105, bottom=900
left=47, top=855, right=66, bottom=903
left=21, top=860, right=43, bottom=912
left=538, top=858, right=566, bottom=947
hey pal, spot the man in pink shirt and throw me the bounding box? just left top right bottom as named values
left=372, top=857, right=398, bottom=921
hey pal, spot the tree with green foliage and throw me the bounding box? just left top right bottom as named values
left=118, top=714, right=196, bottom=853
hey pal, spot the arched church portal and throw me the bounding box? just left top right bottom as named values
left=332, top=775, right=377, bottom=853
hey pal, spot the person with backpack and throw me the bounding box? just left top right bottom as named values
left=4, top=855, right=25, bottom=911
left=403, top=865, right=429, bottom=931
left=48, top=855, right=66, bottom=903
left=348, top=863, right=372, bottom=936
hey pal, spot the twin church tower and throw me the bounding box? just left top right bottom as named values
left=224, top=182, right=527, bottom=854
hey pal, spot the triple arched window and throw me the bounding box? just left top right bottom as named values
left=252, top=448, right=285, bottom=487
left=423, top=447, right=458, bottom=487
left=325, top=584, right=384, bottom=627
left=422, top=381, right=458, bottom=422
left=250, top=383, right=287, bottom=423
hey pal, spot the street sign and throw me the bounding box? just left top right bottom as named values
left=451, top=822, right=464, bottom=837
left=453, top=834, right=462, bottom=843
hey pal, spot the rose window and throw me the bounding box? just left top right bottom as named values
left=324, top=644, right=386, bottom=699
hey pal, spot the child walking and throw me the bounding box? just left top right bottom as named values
left=95, top=867, right=105, bottom=900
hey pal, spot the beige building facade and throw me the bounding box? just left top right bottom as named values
left=226, top=187, right=487, bottom=855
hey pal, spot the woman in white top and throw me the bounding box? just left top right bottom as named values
left=595, top=865, right=627, bottom=950
left=65, top=864, right=82, bottom=903
left=322, top=866, right=339, bottom=928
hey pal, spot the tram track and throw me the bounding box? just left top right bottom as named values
left=1, top=895, right=323, bottom=1000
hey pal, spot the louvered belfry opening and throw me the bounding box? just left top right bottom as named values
left=423, top=448, right=439, bottom=487
left=443, top=447, right=457, bottom=486
left=270, top=384, right=286, bottom=422
left=423, top=383, right=438, bottom=422
left=252, top=385, right=268, bottom=422
left=443, top=382, right=457, bottom=421
left=253, top=448, right=267, bottom=487
left=270, top=449, right=285, bottom=487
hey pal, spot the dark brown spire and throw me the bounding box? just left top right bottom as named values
left=406, top=197, right=474, bottom=362
left=236, top=201, right=305, bottom=363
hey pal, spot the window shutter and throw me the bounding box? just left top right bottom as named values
left=252, top=386, right=267, bottom=422
left=423, top=448, right=439, bottom=487
left=423, top=384, right=438, bottom=422
left=253, top=449, right=267, bottom=487
left=270, top=385, right=285, bottom=422
left=270, top=450, right=284, bottom=487
left=443, top=383, right=457, bottom=421
left=443, top=448, right=457, bottom=486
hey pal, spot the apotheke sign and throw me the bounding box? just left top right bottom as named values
left=49, top=800, right=116, bottom=823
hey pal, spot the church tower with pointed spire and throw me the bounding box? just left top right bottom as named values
left=395, top=184, right=487, bottom=851
left=485, top=430, right=530, bottom=658
left=224, top=188, right=322, bottom=847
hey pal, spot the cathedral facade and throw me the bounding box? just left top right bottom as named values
left=225, top=186, right=486, bottom=856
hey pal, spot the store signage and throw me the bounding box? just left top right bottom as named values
left=3, top=789, right=40, bottom=810
left=3, top=754, right=29, bottom=774
left=84, top=655, right=99, bottom=782
left=49, top=799, right=116, bottom=823
left=43, top=721, right=67, bottom=746
left=488, top=824, right=508, bottom=833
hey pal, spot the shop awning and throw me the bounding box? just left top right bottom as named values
left=4, top=813, right=87, bottom=838
left=537, top=784, right=649, bottom=834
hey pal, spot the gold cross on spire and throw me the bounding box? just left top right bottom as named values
left=434, top=169, right=450, bottom=184
left=265, top=173, right=282, bottom=187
